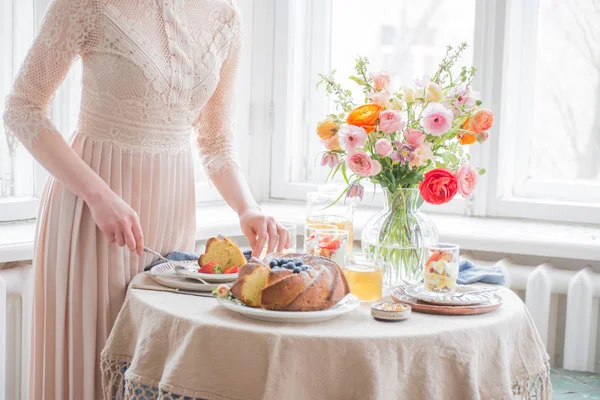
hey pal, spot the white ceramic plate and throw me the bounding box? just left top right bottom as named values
left=402, top=284, right=499, bottom=306
left=177, top=268, right=238, bottom=283
left=217, top=294, right=360, bottom=323
left=149, top=264, right=222, bottom=292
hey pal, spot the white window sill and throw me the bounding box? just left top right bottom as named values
left=1, top=201, right=599, bottom=263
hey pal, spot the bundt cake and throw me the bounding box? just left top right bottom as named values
left=199, top=235, right=247, bottom=270
left=230, top=253, right=350, bottom=311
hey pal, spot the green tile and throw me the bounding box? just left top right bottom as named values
left=553, top=375, right=591, bottom=394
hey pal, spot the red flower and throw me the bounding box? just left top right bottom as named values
left=419, top=169, right=458, bottom=205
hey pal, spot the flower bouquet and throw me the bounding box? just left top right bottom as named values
left=316, top=43, right=494, bottom=284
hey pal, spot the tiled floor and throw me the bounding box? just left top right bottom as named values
left=553, top=369, right=600, bottom=399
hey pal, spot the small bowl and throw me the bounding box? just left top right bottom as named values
left=370, top=301, right=412, bottom=322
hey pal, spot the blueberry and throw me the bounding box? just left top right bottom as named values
left=284, top=262, right=294, bottom=269
left=293, top=267, right=301, bottom=273
left=295, top=260, right=303, bottom=266
left=270, top=260, right=278, bottom=268
left=301, top=266, right=309, bottom=271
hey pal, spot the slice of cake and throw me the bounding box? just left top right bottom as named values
left=230, top=259, right=270, bottom=307
left=199, top=235, right=247, bottom=270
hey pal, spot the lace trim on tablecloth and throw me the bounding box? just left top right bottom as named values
left=101, top=354, right=235, bottom=400
left=101, top=353, right=553, bottom=400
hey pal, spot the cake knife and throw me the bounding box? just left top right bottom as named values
left=131, top=283, right=215, bottom=298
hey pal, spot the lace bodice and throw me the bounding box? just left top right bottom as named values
left=3, top=0, right=241, bottom=174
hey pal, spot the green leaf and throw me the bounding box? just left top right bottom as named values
left=349, top=75, right=368, bottom=86
left=476, top=100, right=483, bottom=106
left=477, top=168, right=486, bottom=175
left=341, top=162, right=350, bottom=184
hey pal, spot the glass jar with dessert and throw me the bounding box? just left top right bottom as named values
left=423, top=243, right=460, bottom=294
left=306, top=185, right=357, bottom=254
left=303, top=223, right=337, bottom=254
left=343, top=253, right=386, bottom=302
left=308, top=229, right=348, bottom=268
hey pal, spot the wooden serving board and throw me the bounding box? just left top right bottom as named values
left=392, top=293, right=503, bottom=316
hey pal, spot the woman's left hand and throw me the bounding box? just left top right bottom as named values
left=239, top=208, right=291, bottom=257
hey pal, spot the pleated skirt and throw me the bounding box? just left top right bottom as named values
left=29, top=133, right=197, bottom=400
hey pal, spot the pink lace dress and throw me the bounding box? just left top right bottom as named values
left=3, top=0, right=240, bottom=398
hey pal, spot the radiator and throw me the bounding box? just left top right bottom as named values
left=0, top=263, right=32, bottom=400
left=463, top=252, right=600, bottom=373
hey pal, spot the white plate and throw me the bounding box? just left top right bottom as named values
left=402, top=284, right=498, bottom=306
left=177, top=268, right=238, bottom=283
left=217, top=294, right=360, bottom=323
left=149, top=264, right=222, bottom=292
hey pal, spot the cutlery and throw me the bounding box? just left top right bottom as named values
left=131, top=283, right=215, bottom=298
left=144, top=246, right=211, bottom=285
left=452, top=287, right=500, bottom=298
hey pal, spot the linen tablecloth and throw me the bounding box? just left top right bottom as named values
left=101, top=273, right=551, bottom=400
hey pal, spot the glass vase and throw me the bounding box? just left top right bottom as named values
left=361, top=188, right=439, bottom=286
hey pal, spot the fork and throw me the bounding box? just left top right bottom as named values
left=144, top=247, right=211, bottom=285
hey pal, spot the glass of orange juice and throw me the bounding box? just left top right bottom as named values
left=343, top=253, right=386, bottom=302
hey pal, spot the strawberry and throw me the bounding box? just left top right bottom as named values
left=319, top=238, right=341, bottom=251
left=199, top=262, right=222, bottom=274
left=426, top=251, right=441, bottom=266
left=223, top=265, right=239, bottom=274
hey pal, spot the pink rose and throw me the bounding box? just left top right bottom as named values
left=403, top=129, right=425, bottom=147
left=370, top=71, right=391, bottom=91
left=215, top=284, right=230, bottom=298
left=478, top=131, right=489, bottom=142
left=408, top=142, right=433, bottom=169
left=456, top=165, right=478, bottom=197
left=321, top=153, right=340, bottom=169
left=346, top=150, right=380, bottom=177
left=375, top=138, right=393, bottom=157
left=371, top=159, right=382, bottom=176
left=421, top=102, right=454, bottom=136
left=338, top=125, right=368, bottom=151
left=378, top=110, right=405, bottom=134
left=369, top=90, right=391, bottom=108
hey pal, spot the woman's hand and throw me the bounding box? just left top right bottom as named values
left=87, top=190, right=144, bottom=255
left=239, top=208, right=291, bottom=257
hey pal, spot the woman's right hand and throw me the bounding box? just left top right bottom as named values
left=87, top=190, right=144, bottom=255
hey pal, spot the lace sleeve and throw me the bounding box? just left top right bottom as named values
left=3, top=0, right=102, bottom=153
left=195, top=14, right=242, bottom=176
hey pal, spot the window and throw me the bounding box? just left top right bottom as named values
left=269, top=0, right=600, bottom=223
left=485, top=0, right=600, bottom=223
left=0, top=0, right=38, bottom=222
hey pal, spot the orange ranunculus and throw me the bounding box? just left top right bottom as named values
left=316, top=117, right=340, bottom=140
left=471, top=108, right=494, bottom=133
left=457, top=116, right=477, bottom=145
left=458, top=133, right=477, bottom=145
left=346, top=104, right=382, bottom=133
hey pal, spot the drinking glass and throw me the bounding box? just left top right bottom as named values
left=310, top=229, right=349, bottom=268
left=303, top=223, right=337, bottom=253
left=259, top=222, right=298, bottom=258
left=343, top=253, right=386, bottom=302
left=423, top=243, right=460, bottom=294
left=279, top=222, right=298, bottom=253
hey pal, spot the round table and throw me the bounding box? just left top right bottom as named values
left=101, top=273, right=551, bottom=400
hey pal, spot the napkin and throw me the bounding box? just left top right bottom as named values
left=457, top=259, right=505, bottom=285
left=143, top=250, right=252, bottom=271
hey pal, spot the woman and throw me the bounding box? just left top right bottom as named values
left=3, top=0, right=287, bottom=398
